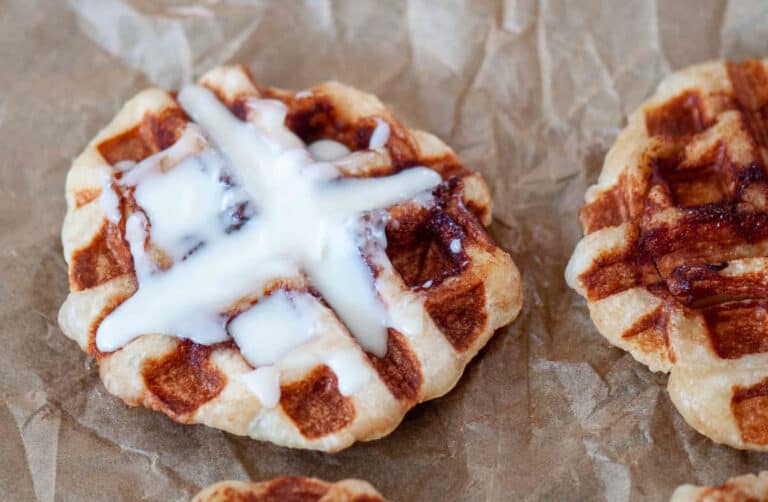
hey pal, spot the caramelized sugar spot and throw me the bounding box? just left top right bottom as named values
left=70, top=222, right=133, bottom=291
left=280, top=366, right=355, bottom=438
left=425, top=281, right=487, bottom=351
left=667, top=263, right=768, bottom=306
left=386, top=206, right=469, bottom=288
left=728, top=60, right=768, bottom=162
left=649, top=149, right=736, bottom=207
left=580, top=184, right=631, bottom=234
left=97, top=125, right=152, bottom=164
left=638, top=202, right=768, bottom=279
left=579, top=246, right=647, bottom=301
left=645, top=90, right=706, bottom=137
left=268, top=89, right=434, bottom=175
left=732, top=377, right=768, bottom=445
left=366, top=329, right=422, bottom=402
left=621, top=303, right=674, bottom=362
left=728, top=60, right=768, bottom=111
left=703, top=300, right=768, bottom=359
left=97, top=109, right=187, bottom=165
left=142, top=340, right=225, bottom=416
left=74, top=188, right=102, bottom=208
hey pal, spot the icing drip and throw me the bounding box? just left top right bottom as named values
left=124, top=213, right=154, bottom=283
left=326, top=349, right=371, bottom=395
left=239, top=366, right=280, bottom=408
left=99, top=177, right=121, bottom=223
left=133, top=151, right=234, bottom=260
left=369, top=117, right=390, bottom=149
left=229, top=291, right=320, bottom=367
left=308, top=139, right=351, bottom=161
left=96, top=85, right=441, bottom=404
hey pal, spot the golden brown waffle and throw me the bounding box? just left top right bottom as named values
left=566, top=59, right=768, bottom=450
left=59, top=65, right=522, bottom=451
left=671, top=471, right=768, bottom=502
left=192, top=477, right=391, bottom=502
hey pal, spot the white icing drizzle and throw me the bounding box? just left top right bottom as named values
left=326, top=349, right=371, bottom=395
left=133, top=152, right=231, bottom=260
left=96, top=85, right=441, bottom=405
left=229, top=291, right=320, bottom=367
left=363, top=231, right=429, bottom=338
left=124, top=212, right=154, bottom=283
left=369, top=117, right=390, bottom=149
left=239, top=366, right=280, bottom=408
left=308, top=139, right=351, bottom=161
left=120, top=125, right=207, bottom=186
left=99, top=179, right=121, bottom=223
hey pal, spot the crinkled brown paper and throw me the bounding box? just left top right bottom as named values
left=3, top=1, right=768, bottom=500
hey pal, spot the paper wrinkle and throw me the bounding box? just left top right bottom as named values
left=549, top=360, right=608, bottom=424
left=6, top=0, right=768, bottom=500
left=67, top=0, right=264, bottom=88
left=57, top=404, right=194, bottom=500
left=7, top=396, right=60, bottom=502
left=501, top=0, right=537, bottom=34
left=68, top=0, right=193, bottom=87
left=721, top=1, right=768, bottom=61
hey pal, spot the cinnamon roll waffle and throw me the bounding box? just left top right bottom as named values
left=193, top=477, right=390, bottom=502
left=567, top=59, right=768, bottom=450
left=59, top=65, right=522, bottom=451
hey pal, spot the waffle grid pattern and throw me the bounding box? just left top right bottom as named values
left=59, top=65, right=522, bottom=451
left=567, top=59, right=768, bottom=450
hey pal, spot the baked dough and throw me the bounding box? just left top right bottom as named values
left=59, top=65, right=522, bottom=452
left=193, top=477, right=390, bottom=502
left=671, top=471, right=768, bottom=502
left=567, top=59, right=768, bottom=450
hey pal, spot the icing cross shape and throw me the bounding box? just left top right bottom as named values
left=96, top=85, right=442, bottom=373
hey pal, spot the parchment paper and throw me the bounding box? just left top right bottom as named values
left=3, top=1, right=768, bottom=500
